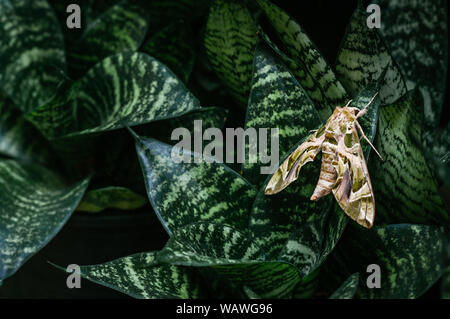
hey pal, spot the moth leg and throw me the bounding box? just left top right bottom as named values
left=355, top=120, right=383, bottom=160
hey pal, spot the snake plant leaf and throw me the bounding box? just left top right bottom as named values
left=370, top=89, right=448, bottom=225
left=74, top=252, right=205, bottom=298
left=76, top=186, right=147, bottom=213
left=0, top=93, right=54, bottom=166
left=322, top=223, right=444, bottom=299
left=157, top=223, right=301, bottom=298
left=204, top=0, right=258, bottom=105
left=431, top=122, right=450, bottom=187
left=243, top=44, right=322, bottom=187
left=26, top=51, right=201, bottom=139
left=442, top=231, right=450, bottom=299
left=256, top=0, right=348, bottom=121
left=140, top=20, right=195, bottom=84
left=335, top=1, right=407, bottom=105
left=134, top=135, right=257, bottom=235
left=374, top=0, right=448, bottom=141
left=67, top=0, right=149, bottom=78
left=329, top=273, right=359, bottom=299
left=0, top=0, right=66, bottom=113
left=0, top=160, right=90, bottom=282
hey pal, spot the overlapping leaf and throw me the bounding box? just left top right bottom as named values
left=374, top=0, right=448, bottom=141
left=140, top=20, right=195, bottom=84
left=321, top=223, right=444, bottom=298
left=158, top=223, right=301, bottom=298
left=75, top=252, right=206, bottom=299
left=67, top=0, right=149, bottom=77
left=335, top=2, right=407, bottom=105
left=0, top=0, right=66, bottom=112
left=329, top=273, right=359, bottom=299
left=26, top=52, right=201, bottom=139
left=370, top=89, right=448, bottom=225
left=256, top=0, right=348, bottom=121
left=76, top=186, right=147, bottom=213
left=0, top=160, right=90, bottom=282
left=243, top=44, right=322, bottom=187
left=0, top=93, right=54, bottom=166
left=135, top=136, right=257, bottom=235
left=204, top=0, right=258, bottom=105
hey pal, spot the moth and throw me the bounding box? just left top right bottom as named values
left=265, top=94, right=381, bottom=228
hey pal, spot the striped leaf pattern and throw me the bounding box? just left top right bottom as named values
left=158, top=223, right=301, bottom=298
left=135, top=136, right=257, bottom=235
left=370, top=89, right=448, bottom=225
left=0, top=0, right=66, bottom=112
left=27, top=52, right=200, bottom=139
left=374, top=0, right=448, bottom=141
left=243, top=44, right=322, bottom=187
left=68, top=1, right=149, bottom=77
left=329, top=273, right=359, bottom=299
left=335, top=2, right=407, bottom=105
left=76, top=186, right=147, bottom=213
left=78, top=252, right=205, bottom=299
left=0, top=93, right=54, bottom=165
left=256, top=0, right=348, bottom=121
left=204, top=0, right=258, bottom=105
left=0, top=160, right=90, bottom=282
left=322, top=223, right=444, bottom=298
left=140, top=20, right=195, bottom=84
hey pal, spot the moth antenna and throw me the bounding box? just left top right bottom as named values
left=356, top=92, right=379, bottom=119
left=355, top=120, right=383, bottom=160
left=345, top=99, right=353, bottom=107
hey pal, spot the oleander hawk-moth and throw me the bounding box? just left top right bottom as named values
left=265, top=94, right=381, bottom=228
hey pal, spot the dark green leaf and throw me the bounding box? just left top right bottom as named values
left=0, top=0, right=66, bottom=112
left=141, top=20, right=195, bottom=84
left=256, top=0, right=348, bottom=121
left=76, top=186, right=147, bottom=213
left=68, top=0, right=149, bottom=77
left=135, top=136, right=257, bottom=235
left=26, top=52, right=201, bottom=139
left=335, top=2, right=407, bottom=105
left=76, top=252, right=206, bottom=298
left=243, top=44, right=322, bottom=187
left=370, top=89, right=448, bottom=225
left=329, top=273, right=359, bottom=299
left=322, top=223, right=444, bottom=299
left=374, top=0, right=448, bottom=139
left=0, top=93, right=54, bottom=165
left=204, top=0, right=258, bottom=105
left=158, top=222, right=301, bottom=298
left=0, top=160, right=90, bottom=282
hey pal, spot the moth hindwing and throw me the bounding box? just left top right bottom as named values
left=265, top=98, right=379, bottom=229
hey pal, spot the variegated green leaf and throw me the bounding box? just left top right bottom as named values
left=329, top=273, right=359, bottom=299
left=158, top=223, right=301, bottom=298
left=374, top=0, right=448, bottom=140
left=322, top=223, right=444, bottom=299
left=432, top=122, right=450, bottom=188
left=134, top=135, right=257, bottom=235
left=76, top=186, right=147, bottom=213
left=0, top=160, right=90, bottom=282
left=204, top=0, right=258, bottom=105
left=26, top=52, right=200, bottom=139
left=68, top=0, right=149, bottom=77
left=0, top=93, right=54, bottom=165
left=140, top=20, right=195, bottom=84
left=0, top=0, right=66, bottom=112
left=370, top=89, right=448, bottom=225
left=442, top=231, right=450, bottom=299
left=335, top=1, right=407, bottom=105
left=256, top=0, right=348, bottom=121
left=75, top=252, right=206, bottom=299
left=243, top=44, right=322, bottom=187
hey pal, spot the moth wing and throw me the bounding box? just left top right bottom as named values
left=265, top=131, right=324, bottom=195
left=332, top=128, right=375, bottom=228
